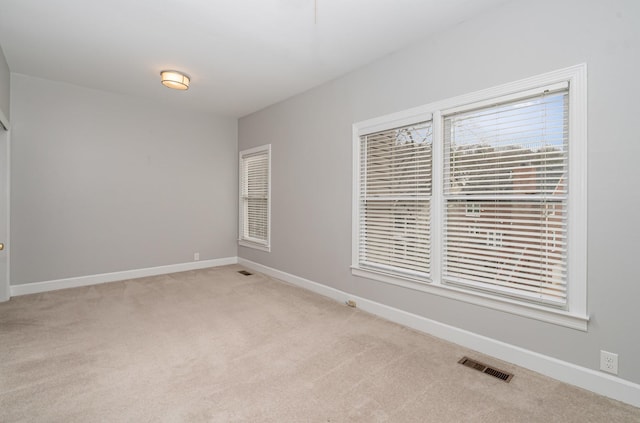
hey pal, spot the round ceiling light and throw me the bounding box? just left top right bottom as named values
left=160, top=70, right=190, bottom=90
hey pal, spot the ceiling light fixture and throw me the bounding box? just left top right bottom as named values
left=160, top=70, right=190, bottom=90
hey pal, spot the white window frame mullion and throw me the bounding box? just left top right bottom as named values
left=431, top=110, right=444, bottom=287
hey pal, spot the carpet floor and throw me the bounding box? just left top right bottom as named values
left=1, top=265, right=638, bottom=422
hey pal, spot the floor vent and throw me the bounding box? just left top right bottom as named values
left=458, top=356, right=513, bottom=382
left=237, top=270, right=253, bottom=276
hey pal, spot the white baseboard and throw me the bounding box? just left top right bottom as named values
left=238, top=258, right=640, bottom=409
left=10, top=257, right=239, bottom=296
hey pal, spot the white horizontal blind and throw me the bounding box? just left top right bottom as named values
left=359, top=122, right=432, bottom=279
left=240, top=148, right=270, bottom=246
left=443, top=89, right=569, bottom=305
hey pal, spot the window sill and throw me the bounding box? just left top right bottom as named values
left=238, top=240, right=271, bottom=252
left=351, top=267, right=589, bottom=331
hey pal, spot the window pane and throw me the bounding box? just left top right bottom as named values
left=445, top=92, right=568, bottom=196
left=445, top=199, right=566, bottom=303
left=246, top=198, right=268, bottom=240
left=360, top=199, right=431, bottom=275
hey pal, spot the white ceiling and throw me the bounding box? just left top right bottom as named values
left=0, top=0, right=509, bottom=118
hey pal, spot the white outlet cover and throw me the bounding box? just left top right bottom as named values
left=600, top=350, right=618, bottom=375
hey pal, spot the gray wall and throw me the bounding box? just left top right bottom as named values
left=0, top=45, right=9, bottom=122
left=239, top=0, right=640, bottom=384
left=10, top=74, right=237, bottom=284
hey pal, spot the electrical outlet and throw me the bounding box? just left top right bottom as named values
left=600, top=350, right=618, bottom=375
left=194, top=252, right=200, bottom=261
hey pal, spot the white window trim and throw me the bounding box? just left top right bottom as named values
left=238, top=144, right=271, bottom=252
left=352, top=64, right=588, bottom=331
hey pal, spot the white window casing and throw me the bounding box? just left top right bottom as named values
left=239, top=144, right=271, bottom=251
left=352, top=65, right=588, bottom=330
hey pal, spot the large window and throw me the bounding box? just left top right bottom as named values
left=443, top=87, right=568, bottom=306
left=358, top=121, right=433, bottom=279
left=239, top=144, right=271, bottom=251
left=352, top=66, right=587, bottom=329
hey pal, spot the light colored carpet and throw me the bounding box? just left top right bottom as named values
left=1, top=264, right=638, bottom=422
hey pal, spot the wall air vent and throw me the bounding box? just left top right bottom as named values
left=458, top=356, right=513, bottom=382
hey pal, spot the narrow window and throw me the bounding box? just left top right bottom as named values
left=239, top=145, right=271, bottom=251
